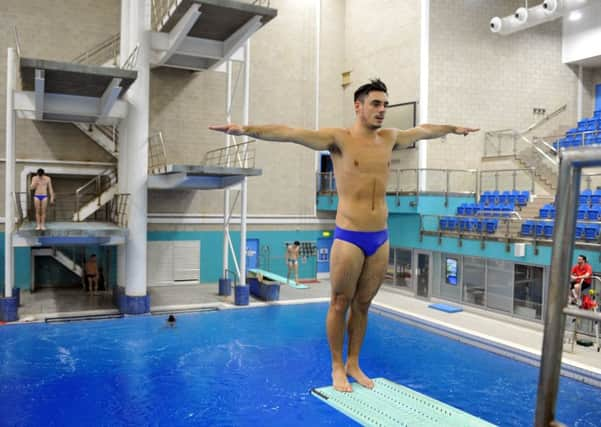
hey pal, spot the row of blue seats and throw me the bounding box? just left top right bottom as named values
left=457, top=203, right=515, bottom=217
left=521, top=220, right=601, bottom=241
left=555, top=111, right=601, bottom=150
left=554, top=133, right=601, bottom=150
left=480, top=190, right=529, bottom=206
left=575, top=118, right=601, bottom=132
left=578, top=189, right=601, bottom=205
left=440, top=217, right=499, bottom=234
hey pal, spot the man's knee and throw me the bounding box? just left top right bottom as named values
left=331, top=293, right=350, bottom=312
left=352, top=298, right=372, bottom=314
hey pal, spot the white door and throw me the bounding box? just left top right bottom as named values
left=147, top=241, right=200, bottom=286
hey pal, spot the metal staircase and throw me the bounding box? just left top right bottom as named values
left=484, top=105, right=566, bottom=195
left=73, top=122, right=119, bottom=158
left=32, top=248, right=83, bottom=278
left=73, top=169, right=118, bottom=222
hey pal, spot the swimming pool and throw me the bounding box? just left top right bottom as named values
left=1, top=303, right=600, bottom=426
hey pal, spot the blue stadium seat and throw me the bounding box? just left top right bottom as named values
left=457, top=204, right=467, bottom=215
left=584, top=224, right=600, bottom=241
left=592, top=189, right=601, bottom=205
left=439, top=217, right=448, bottom=230
left=517, top=191, right=529, bottom=206
left=579, top=189, right=592, bottom=205
left=535, top=221, right=545, bottom=237
left=447, top=217, right=458, bottom=231
left=521, top=220, right=535, bottom=236
left=594, top=110, right=601, bottom=119
left=577, top=205, right=587, bottom=219
left=543, top=222, right=554, bottom=238
left=485, top=219, right=498, bottom=234
left=575, top=223, right=584, bottom=240
left=587, top=206, right=600, bottom=221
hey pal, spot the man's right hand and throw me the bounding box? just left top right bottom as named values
left=208, top=124, right=245, bottom=136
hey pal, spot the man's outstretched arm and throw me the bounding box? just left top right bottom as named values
left=394, top=124, right=479, bottom=149
left=209, top=123, right=337, bottom=151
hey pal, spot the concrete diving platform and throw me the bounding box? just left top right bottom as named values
left=151, top=0, right=277, bottom=70
left=148, top=164, right=262, bottom=190
left=14, top=222, right=127, bottom=247
left=16, top=58, right=137, bottom=124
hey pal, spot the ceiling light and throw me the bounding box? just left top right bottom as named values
left=568, top=10, right=583, bottom=21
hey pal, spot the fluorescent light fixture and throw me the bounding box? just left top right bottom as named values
left=568, top=10, right=582, bottom=21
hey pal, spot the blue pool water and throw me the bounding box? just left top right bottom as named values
left=1, top=303, right=600, bottom=426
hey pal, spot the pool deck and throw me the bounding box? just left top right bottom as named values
left=14, top=281, right=601, bottom=383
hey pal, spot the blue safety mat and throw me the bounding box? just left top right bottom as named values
left=428, top=303, right=463, bottom=313
left=248, top=268, right=309, bottom=289
left=312, top=378, right=495, bottom=426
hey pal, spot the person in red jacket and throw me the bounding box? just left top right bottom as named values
left=570, top=254, right=593, bottom=304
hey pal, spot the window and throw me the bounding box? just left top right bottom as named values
left=463, top=256, right=485, bottom=306
left=514, top=264, right=543, bottom=320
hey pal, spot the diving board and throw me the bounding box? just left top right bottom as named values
left=312, top=378, right=495, bottom=427
left=247, top=268, right=309, bottom=289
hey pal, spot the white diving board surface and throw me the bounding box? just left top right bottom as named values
left=312, top=378, right=496, bottom=427
left=247, top=268, right=309, bottom=289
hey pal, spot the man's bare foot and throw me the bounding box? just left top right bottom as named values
left=332, top=365, right=352, bottom=392
left=345, top=362, right=374, bottom=389
left=35, top=225, right=41, bottom=231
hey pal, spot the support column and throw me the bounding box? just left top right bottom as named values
left=418, top=0, right=430, bottom=192
left=222, top=60, right=232, bottom=282
left=2, top=48, right=18, bottom=321
left=118, top=0, right=150, bottom=314
left=239, top=40, right=251, bottom=287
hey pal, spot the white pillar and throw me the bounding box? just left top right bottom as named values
left=239, top=41, right=251, bottom=286
left=418, top=0, right=430, bottom=192
left=222, top=61, right=232, bottom=278
left=117, top=0, right=130, bottom=290
left=576, top=65, right=584, bottom=121
left=4, top=48, right=16, bottom=298
left=122, top=0, right=150, bottom=296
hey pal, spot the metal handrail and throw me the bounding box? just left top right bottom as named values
left=148, top=131, right=168, bottom=173
left=75, top=169, right=117, bottom=220
left=479, top=168, right=536, bottom=194
left=13, top=26, right=22, bottom=58
left=12, top=192, right=25, bottom=226
left=203, top=140, right=256, bottom=169
left=520, top=135, right=558, bottom=167
left=535, top=147, right=601, bottom=426
left=121, top=44, right=140, bottom=70
left=522, top=104, right=567, bottom=135
left=109, top=193, right=130, bottom=227
left=73, top=33, right=120, bottom=66
left=151, top=0, right=182, bottom=31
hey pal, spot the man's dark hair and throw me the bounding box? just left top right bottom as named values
left=37, top=168, right=45, bottom=176
left=354, top=78, right=388, bottom=103
left=578, top=254, right=587, bottom=262
left=294, top=241, right=300, bottom=246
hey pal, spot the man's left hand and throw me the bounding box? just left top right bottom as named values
left=454, top=127, right=480, bottom=136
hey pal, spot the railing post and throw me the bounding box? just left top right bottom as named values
left=535, top=153, right=581, bottom=426
left=512, top=132, right=517, bottom=156
left=445, top=170, right=450, bottom=207
left=531, top=167, right=536, bottom=195
left=484, top=134, right=488, bottom=157
left=512, top=170, right=517, bottom=191
left=494, top=172, right=499, bottom=192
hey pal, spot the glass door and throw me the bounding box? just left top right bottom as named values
left=414, top=251, right=431, bottom=298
